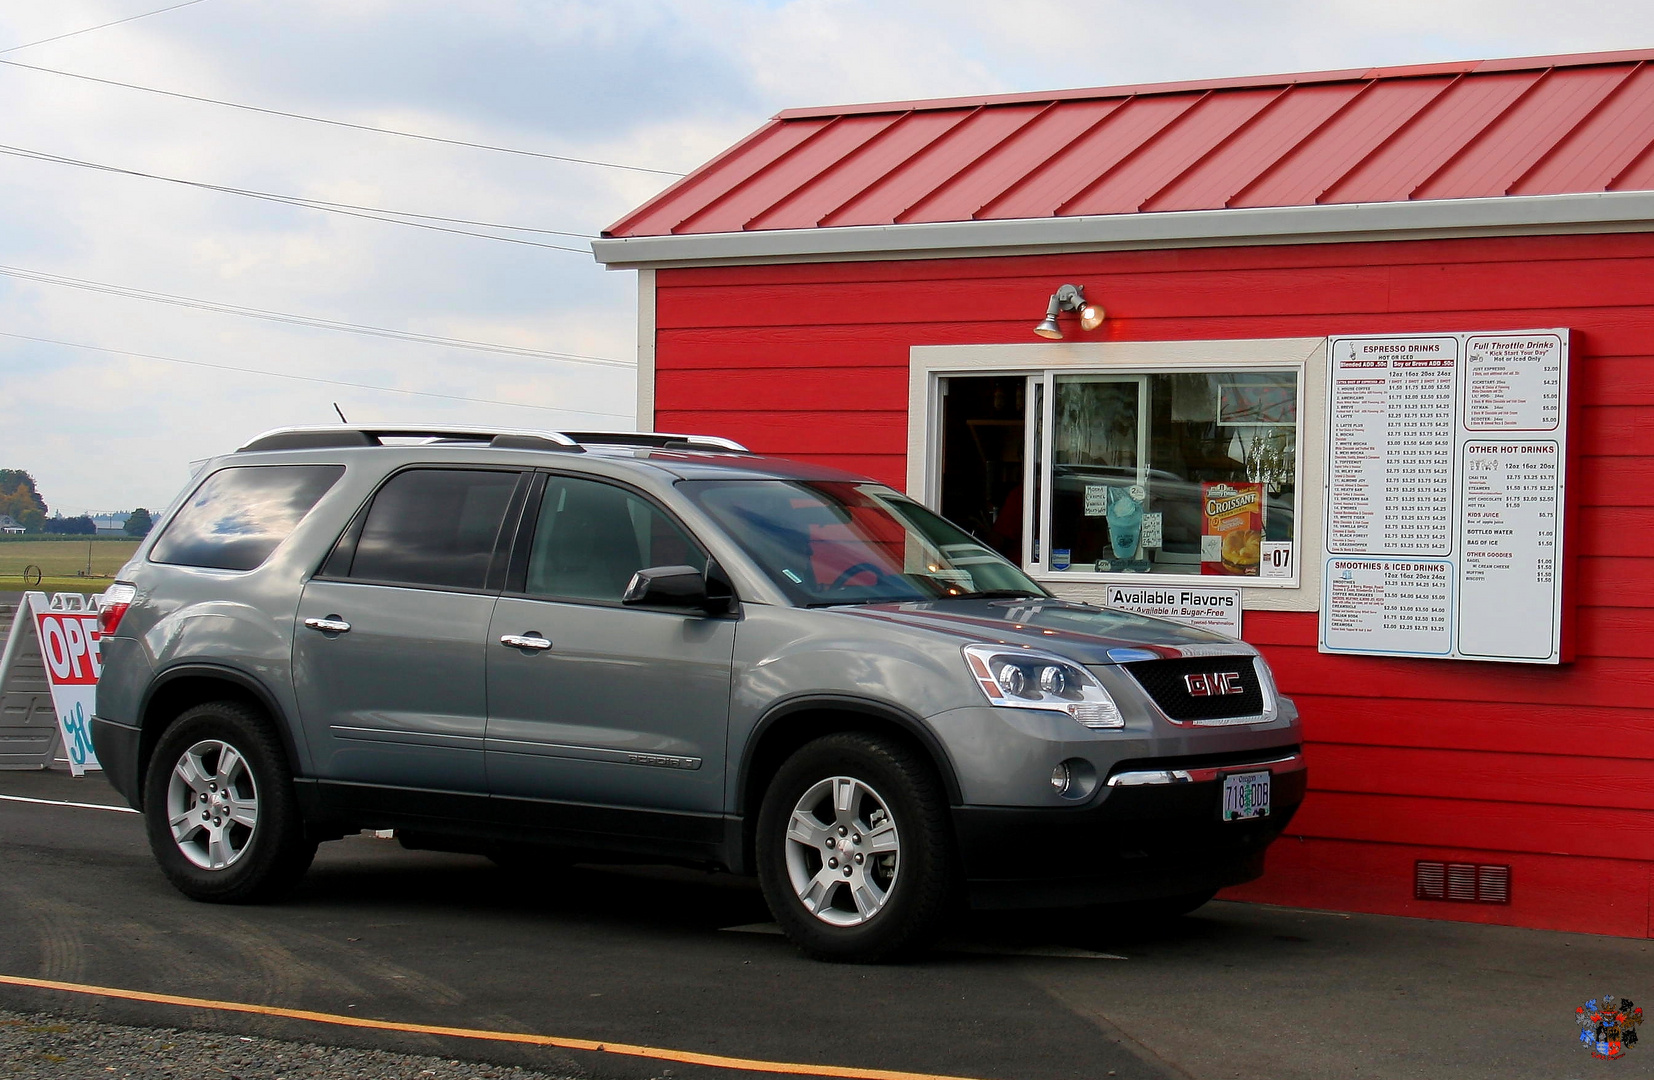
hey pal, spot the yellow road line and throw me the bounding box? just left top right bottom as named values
left=0, top=973, right=988, bottom=1080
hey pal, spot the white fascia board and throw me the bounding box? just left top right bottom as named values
left=590, top=190, right=1654, bottom=269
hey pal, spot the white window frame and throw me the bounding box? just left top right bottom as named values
left=908, top=338, right=1327, bottom=613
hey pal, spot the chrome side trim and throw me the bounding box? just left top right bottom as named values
left=1105, top=752, right=1305, bottom=787
left=487, top=736, right=702, bottom=771
left=330, top=725, right=484, bottom=750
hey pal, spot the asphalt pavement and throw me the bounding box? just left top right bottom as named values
left=0, top=766, right=1647, bottom=1080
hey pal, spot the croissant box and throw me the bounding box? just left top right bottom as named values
left=1201, top=481, right=1264, bottom=576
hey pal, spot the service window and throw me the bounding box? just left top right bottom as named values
left=1046, top=370, right=1299, bottom=579
left=524, top=476, right=706, bottom=603
left=924, top=342, right=1317, bottom=596
left=151, top=464, right=344, bottom=571
left=347, top=469, right=519, bottom=590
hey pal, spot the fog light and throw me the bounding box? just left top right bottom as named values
left=1051, top=762, right=1072, bottom=794
left=1051, top=758, right=1097, bottom=800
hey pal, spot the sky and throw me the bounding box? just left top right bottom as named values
left=1, top=0, right=1651, bottom=516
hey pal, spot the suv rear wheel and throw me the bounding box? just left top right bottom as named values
left=142, top=701, right=316, bottom=903
left=756, top=733, right=954, bottom=962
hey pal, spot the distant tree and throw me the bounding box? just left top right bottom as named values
left=0, top=470, right=45, bottom=509
left=124, top=507, right=153, bottom=537
left=0, top=470, right=46, bottom=523
left=17, top=508, right=44, bottom=533
left=44, top=514, right=95, bottom=535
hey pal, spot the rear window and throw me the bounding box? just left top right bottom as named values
left=346, top=468, right=519, bottom=590
left=150, top=465, right=345, bottom=571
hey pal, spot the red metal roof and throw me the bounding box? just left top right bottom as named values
left=605, top=49, right=1654, bottom=238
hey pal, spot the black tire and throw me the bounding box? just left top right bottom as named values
left=755, top=732, right=955, bottom=963
left=142, top=700, right=315, bottom=904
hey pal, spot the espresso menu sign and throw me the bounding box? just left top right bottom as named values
left=1319, top=330, right=1568, bottom=664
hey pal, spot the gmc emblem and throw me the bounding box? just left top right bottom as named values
left=1185, top=671, right=1244, bottom=697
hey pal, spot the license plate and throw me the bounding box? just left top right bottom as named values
left=1222, top=771, right=1271, bottom=821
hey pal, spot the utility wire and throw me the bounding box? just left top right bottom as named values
left=0, top=0, right=213, bottom=55
left=0, top=331, right=633, bottom=419
left=0, top=56, right=687, bottom=177
left=0, top=143, right=596, bottom=253
left=0, top=263, right=635, bottom=368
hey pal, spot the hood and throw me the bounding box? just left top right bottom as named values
left=825, top=597, right=1256, bottom=665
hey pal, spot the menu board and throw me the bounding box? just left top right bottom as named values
left=1319, top=331, right=1568, bottom=664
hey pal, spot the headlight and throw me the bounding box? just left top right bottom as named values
left=962, top=644, right=1124, bottom=729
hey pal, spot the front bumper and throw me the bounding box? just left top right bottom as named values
left=952, top=750, right=1306, bottom=909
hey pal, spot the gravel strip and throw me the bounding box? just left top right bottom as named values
left=0, top=1007, right=579, bottom=1080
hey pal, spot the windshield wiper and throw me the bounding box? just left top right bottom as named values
left=954, top=589, right=1045, bottom=600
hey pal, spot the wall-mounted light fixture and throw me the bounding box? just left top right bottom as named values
left=1033, top=284, right=1104, bottom=340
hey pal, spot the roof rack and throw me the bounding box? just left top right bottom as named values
left=235, top=425, right=748, bottom=454
left=560, top=431, right=749, bottom=452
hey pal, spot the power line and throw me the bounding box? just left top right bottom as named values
left=0, top=0, right=213, bottom=55
left=0, top=143, right=597, bottom=253
left=0, top=56, right=688, bottom=177
left=0, top=263, right=635, bottom=368
left=0, top=331, right=633, bottom=418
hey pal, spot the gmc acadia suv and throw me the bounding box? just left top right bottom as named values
left=91, top=426, right=1305, bottom=962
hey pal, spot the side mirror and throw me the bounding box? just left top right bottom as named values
left=623, top=564, right=736, bottom=615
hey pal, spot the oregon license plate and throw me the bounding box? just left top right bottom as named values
left=1222, top=771, right=1271, bottom=821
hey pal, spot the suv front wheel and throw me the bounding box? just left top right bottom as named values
left=143, top=701, right=316, bottom=903
left=756, top=732, right=954, bottom=962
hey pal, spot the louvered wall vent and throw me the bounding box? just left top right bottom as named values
left=1415, top=861, right=1510, bottom=904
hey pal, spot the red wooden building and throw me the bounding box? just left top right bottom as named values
left=593, top=49, right=1654, bottom=938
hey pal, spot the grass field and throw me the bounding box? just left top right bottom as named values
left=0, top=539, right=140, bottom=594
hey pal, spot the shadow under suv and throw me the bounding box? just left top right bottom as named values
left=92, top=425, right=1306, bottom=962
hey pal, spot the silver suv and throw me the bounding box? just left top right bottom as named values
left=92, top=426, right=1305, bottom=962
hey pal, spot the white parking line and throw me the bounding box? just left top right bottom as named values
left=720, top=923, right=1126, bottom=959
left=0, top=793, right=138, bottom=814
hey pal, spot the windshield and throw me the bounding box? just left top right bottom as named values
left=681, top=479, right=1048, bottom=606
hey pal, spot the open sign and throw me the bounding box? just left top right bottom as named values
left=35, top=612, right=104, bottom=686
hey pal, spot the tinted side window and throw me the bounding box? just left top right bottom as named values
left=525, top=476, right=706, bottom=602
left=151, top=465, right=344, bottom=571
left=349, top=469, right=519, bottom=590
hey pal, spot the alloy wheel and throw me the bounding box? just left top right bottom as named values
left=783, top=775, right=901, bottom=927
left=166, top=739, right=259, bottom=870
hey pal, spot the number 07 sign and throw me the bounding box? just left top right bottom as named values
left=29, top=593, right=103, bottom=775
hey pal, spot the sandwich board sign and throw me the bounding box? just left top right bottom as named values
left=0, top=592, right=104, bottom=774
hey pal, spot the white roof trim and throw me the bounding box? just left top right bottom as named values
left=591, top=190, right=1654, bottom=269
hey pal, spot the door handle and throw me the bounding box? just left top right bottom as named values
left=303, top=616, right=351, bottom=634
left=500, top=633, right=553, bottom=651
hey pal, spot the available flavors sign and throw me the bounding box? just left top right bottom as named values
left=1106, top=584, right=1242, bottom=638
left=1319, top=331, right=1567, bottom=664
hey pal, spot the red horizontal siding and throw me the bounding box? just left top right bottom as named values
left=1305, top=742, right=1654, bottom=812
left=1222, top=838, right=1651, bottom=938
left=1293, top=692, right=1654, bottom=761
left=653, top=229, right=1654, bottom=937
left=658, top=254, right=1654, bottom=331
left=654, top=367, right=909, bottom=412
